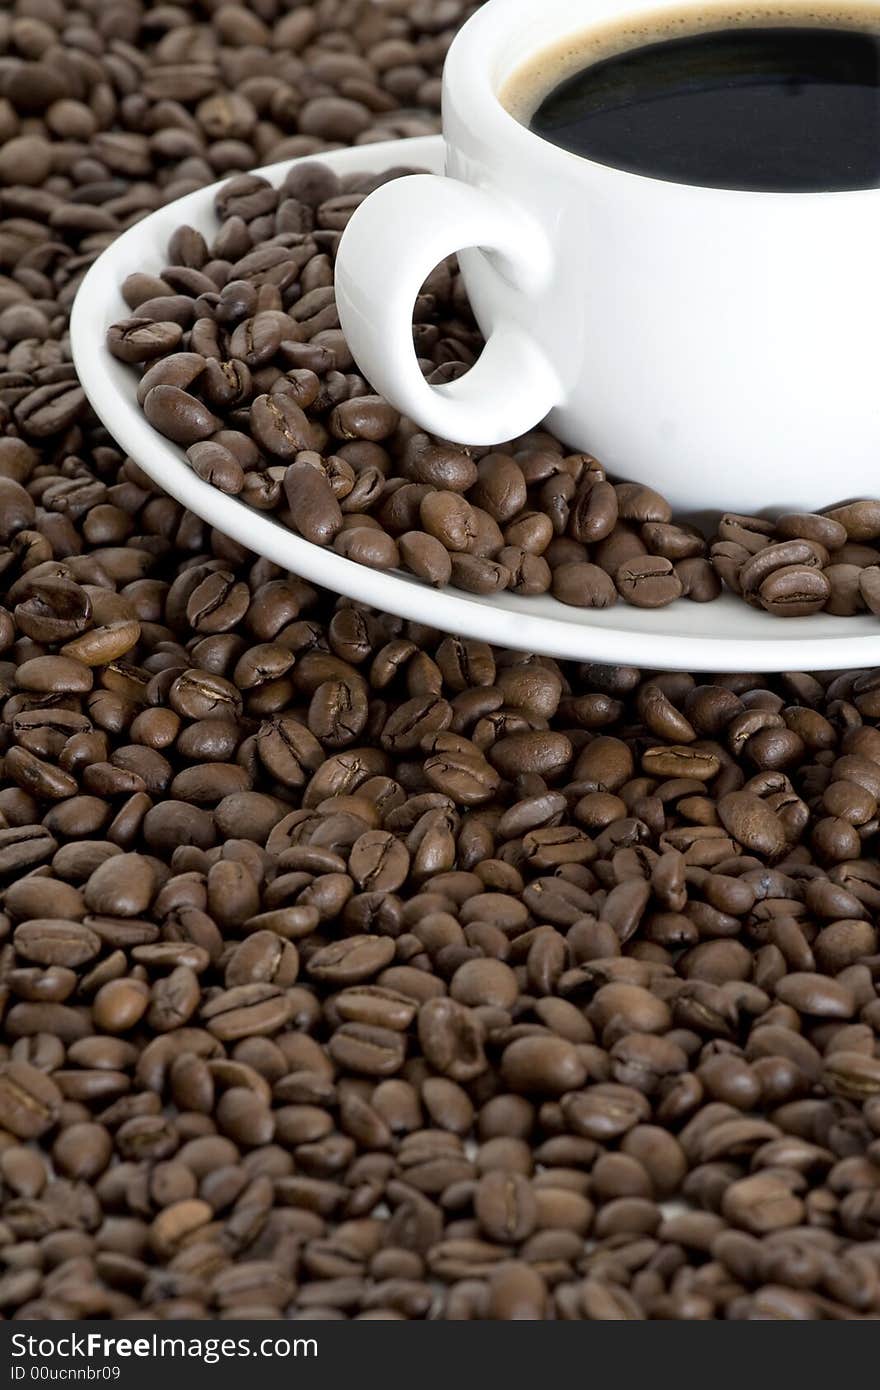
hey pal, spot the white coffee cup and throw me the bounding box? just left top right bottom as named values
left=335, top=0, right=880, bottom=515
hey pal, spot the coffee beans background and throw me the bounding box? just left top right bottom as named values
left=3, top=0, right=880, bottom=1323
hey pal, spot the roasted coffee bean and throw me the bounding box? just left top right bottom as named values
left=14, top=578, right=91, bottom=643
left=84, top=854, right=155, bottom=918
left=284, top=461, right=343, bottom=545
left=451, top=960, right=518, bottom=1010
left=859, top=566, right=880, bottom=614
left=349, top=830, right=409, bottom=891
left=327, top=1022, right=406, bottom=1076
left=202, top=985, right=294, bottom=1040
left=553, top=562, right=617, bottom=608
left=823, top=1051, right=880, bottom=1099
left=14, top=919, right=101, bottom=968
left=0, top=1061, right=62, bottom=1139
left=143, top=386, right=219, bottom=446
left=398, top=531, right=453, bottom=587
left=418, top=998, right=487, bottom=1083
left=445, top=555, right=508, bottom=593
left=501, top=1037, right=587, bottom=1095
left=759, top=565, right=831, bottom=616
left=335, top=528, right=399, bottom=570
left=107, top=319, right=183, bottom=364
left=251, top=394, right=312, bottom=458
left=826, top=499, right=880, bottom=541
left=308, top=936, right=396, bottom=985
left=721, top=1174, right=805, bottom=1235
left=717, top=792, right=786, bottom=858
left=187, top=441, right=245, bottom=496
left=474, top=1170, right=538, bottom=1243
left=615, top=557, right=683, bottom=608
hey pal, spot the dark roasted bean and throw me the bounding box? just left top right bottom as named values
left=143, top=386, right=219, bottom=446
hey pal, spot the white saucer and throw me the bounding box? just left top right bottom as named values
left=70, top=135, right=880, bottom=673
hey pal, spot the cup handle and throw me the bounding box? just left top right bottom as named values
left=335, top=174, right=561, bottom=445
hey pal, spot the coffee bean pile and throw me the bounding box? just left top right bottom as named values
left=708, top=507, right=880, bottom=618
left=6, top=564, right=880, bottom=1322
left=0, top=0, right=461, bottom=200
left=6, top=0, right=880, bottom=1327
left=0, top=0, right=476, bottom=477
left=108, top=168, right=880, bottom=617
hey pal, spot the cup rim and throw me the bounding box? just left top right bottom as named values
left=443, top=0, right=880, bottom=200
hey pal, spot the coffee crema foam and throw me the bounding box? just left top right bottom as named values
left=500, top=0, right=880, bottom=118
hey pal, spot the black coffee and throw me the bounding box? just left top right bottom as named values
left=522, top=24, right=880, bottom=190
